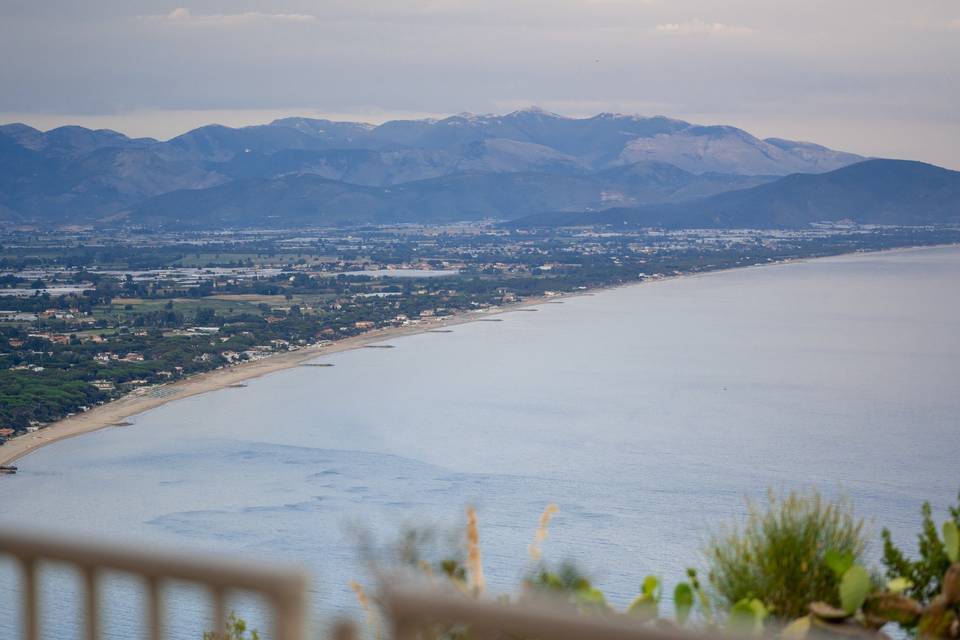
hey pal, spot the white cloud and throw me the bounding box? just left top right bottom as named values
left=654, top=20, right=752, bottom=36
left=144, top=8, right=317, bottom=26
left=905, top=16, right=960, bottom=32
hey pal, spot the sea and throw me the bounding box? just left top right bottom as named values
left=1, top=245, right=959, bottom=638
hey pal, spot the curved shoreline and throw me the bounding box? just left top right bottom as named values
left=1, top=241, right=954, bottom=468
left=0, top=293, right=558, bottom=467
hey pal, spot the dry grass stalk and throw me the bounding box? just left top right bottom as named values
left=529, top=503, right=560, bottom=561
left=350, top=580, right=380, bottom=640
left=418, top=559, right=436, bottom=585
left=466, top=506, right=486, bottom=595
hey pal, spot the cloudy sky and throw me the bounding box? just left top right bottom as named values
left=2, top=0, right=958, bottom=167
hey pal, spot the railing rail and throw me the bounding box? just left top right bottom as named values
left=382, top=584, right=718, bottom=640
left=0, top=527, right=308, bottom=640
left=4, top=528, right=731, bottom=640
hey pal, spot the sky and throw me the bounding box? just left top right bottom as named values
left=1, top=0, right=958, bottom=168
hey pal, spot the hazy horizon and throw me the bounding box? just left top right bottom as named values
left=0, top=105, right=919, bottom=155
left=1, top=105, right=955, bottom=171
left=2, top=1, right=958, bottom=169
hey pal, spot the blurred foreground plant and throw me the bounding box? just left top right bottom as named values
left=783, top=494, right=960, bottom=639
left=345, top=490, right=960, bottom=640
left=882, top=492, right=960, bottom=603
left=202, top=611, right=259, bottom=640
left=352, top=503, right=714, bottom=639
left=707, top=489, right=868, bottom=619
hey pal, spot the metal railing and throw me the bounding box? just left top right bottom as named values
left=0, top=527, right=308, bottom=640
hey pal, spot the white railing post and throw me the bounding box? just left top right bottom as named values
left=273, top=586, right=306, bottom=640
left=0, top=528, right=307, bottom=640
left=83, top=566, right=99, bottom=640
left=20, top=556, right=39, bottom=640
left=146, top=576, right=163, bottom=640
left=211, top=586, right=227, bottom=638
left=331, top=619, right=359, bottom=640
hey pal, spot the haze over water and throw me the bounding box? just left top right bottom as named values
left=2, top=246, right=959, bottom=637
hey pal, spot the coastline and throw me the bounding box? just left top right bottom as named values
left=0, top=292, right=557, bottom=467
left=1, top=241, right=955, bottom=468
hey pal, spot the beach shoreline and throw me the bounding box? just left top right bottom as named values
left=1, top=241, right=954, bottom=468
left=0, top=291, right=562, bottom=467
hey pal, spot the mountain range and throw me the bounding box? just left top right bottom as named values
left=1, top=108, right=955, bottom=229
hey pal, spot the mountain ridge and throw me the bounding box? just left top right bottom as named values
left=127, top=164, right=775, bottom=228
left=505, top=160, right=960, bottom=229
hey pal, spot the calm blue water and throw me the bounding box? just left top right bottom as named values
left=2, top=246, right=959, bottom=638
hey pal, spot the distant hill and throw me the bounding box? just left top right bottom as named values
left=128, top=164, right=775, bottom=228
left=618, top=126, right=864, bottom=175
left=506, top=160, right=960, bottom=229
left=0, top=110, right=863, bottom=225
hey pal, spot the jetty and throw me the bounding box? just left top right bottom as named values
left=0, top=465, right=17, bottom=475
left=478, top=318, right=503, bottom=322
left=365, top=344, right=396, bottom=349
left=301, top=363, right=335, bottom=367
left=428, top=329, right=454, bottom=333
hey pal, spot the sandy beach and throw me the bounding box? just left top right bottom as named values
left=1, top=242, right=953, bottom=469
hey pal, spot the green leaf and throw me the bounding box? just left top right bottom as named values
left=886, top=577, right=914, bottom=594
left=825, top=550, right=854, bottom=577
left=576, top=586, right=607, bottom=610
left=581, top=586, right=606, bottom=603
left=674, top=583, right=694, bottom=625
left=727, top=598, right=767, bottom=636
left=840, top=565, right=871, bottom=613
left=728, top=599, right=755, bottom=632
left=944, top=521, right=959, bottom=563
left=748, top=599, right=769, bottom=622
left=627, top=594, right=657, bottom=620
left=627, top=575, right=661, bottom=618
left=644, top=575, right=661, bottom=598
left=782, top=615, right=811, bottom=639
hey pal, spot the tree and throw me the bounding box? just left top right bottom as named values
left=195, top=307, right=217, bottom=325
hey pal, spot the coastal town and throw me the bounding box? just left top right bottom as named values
left=1, top=222, right=958, bottom=466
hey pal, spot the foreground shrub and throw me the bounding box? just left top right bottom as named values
left=882, top=491, right=960, bottom=603
left=707, top=490, right=868, bottom=619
